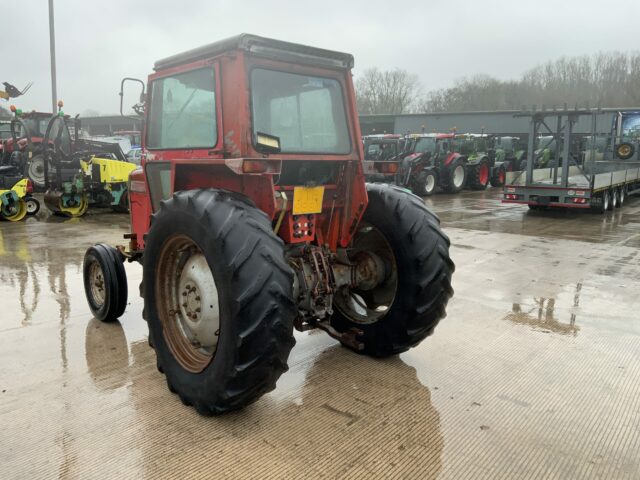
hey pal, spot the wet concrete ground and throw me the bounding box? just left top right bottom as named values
left=1, top=189, right=639, bottom=479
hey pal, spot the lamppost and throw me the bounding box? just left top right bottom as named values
left=48, top=0, right=57, bottom=113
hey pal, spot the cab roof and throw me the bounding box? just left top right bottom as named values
left=154, top=34, right=355, bottom=72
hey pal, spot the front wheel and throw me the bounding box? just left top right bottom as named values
left=83, top=244, right=128, bottom=322
left=143, top=189, right=296, bottom=415
left=412, top=169, right=437, bottom=196
left=442, top=158, right=467, bottom=193
left=331, top=184, right=455, bottom=357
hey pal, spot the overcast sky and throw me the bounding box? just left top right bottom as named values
left=2, top=0, right=639, bottom=116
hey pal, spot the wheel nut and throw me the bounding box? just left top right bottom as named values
left=195, top=296, right=200, bottom=301
left=182, top=292, right=187, bottom=296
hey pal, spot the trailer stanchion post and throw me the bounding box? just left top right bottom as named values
left=561, top=116, right=572, bottom=188
left=553, top=114, right=562, bottom=185
left=526, top=116, right=536, bottom=187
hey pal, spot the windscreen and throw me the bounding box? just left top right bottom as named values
left=414, top=137, right=436, bottom=154
left=251, top=69, right=350, bottom=154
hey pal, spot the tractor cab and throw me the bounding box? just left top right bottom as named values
left=362, top=134, right=401, bottom=181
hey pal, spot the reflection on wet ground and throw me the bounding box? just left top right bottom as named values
left=1, top=193, right=640, bottom=478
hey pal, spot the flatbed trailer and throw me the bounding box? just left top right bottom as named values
left=502, top=109, right=640, bottom=212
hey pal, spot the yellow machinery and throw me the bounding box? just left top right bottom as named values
left=44, top=155, right=136, bottom=217
left=0, top=179, right=39, bottom=221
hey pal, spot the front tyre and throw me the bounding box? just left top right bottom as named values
left=143, top=189, right=296, bottom=415
left=412, top=169, right=437, bottom=196
left=442, top=158, right=467, bottom=193
left=83, top=244, right=128, bottom=322
left=331, top=184, right=455, bottom=357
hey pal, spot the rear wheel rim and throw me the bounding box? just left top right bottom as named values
left=478, top=163, right=489, bottom=185
left=27, top=157, right=47, bottom=188
left=334, top=223, right=398, bottom=325
left=156, top=235, right=220, bottom=373
left=453, top=165, right=465, bottom=188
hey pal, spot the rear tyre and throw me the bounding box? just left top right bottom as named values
left=331, top=183, right=455, bottom=357
left=83, top=244, right=128, bottom=322
left=490, top=164, right=506, bottom=187
left=442, top=158, right=467, bottom=193
left=619, top=187, right=626, bottom=206
left=412, top=169, right=437, bottom=196
left=143, top=189, right=296, bottom=415
left=468, top=159, right=490, bottom=190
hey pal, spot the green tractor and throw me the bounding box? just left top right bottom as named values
left=493, top=136, right=527, bottom=172
left=454, top=134, right=506, bottom=188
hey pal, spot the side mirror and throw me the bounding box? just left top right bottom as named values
left=119, top=77, right=146, bottom=118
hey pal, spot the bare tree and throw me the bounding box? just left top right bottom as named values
left=356, top=68, right=421, bottom=115
left=418, top=52, right=640, bottom=113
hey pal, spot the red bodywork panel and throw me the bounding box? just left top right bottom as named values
left=131, top=37, right=367, bottom=252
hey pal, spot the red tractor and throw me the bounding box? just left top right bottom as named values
left=2, top=107, right=57, bottom=189
left=82, top=35, right=454, bottom=415
left=398, top=133, right=468, bottom=195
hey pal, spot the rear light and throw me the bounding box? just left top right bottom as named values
left=242, top=160, right=270, bottom=173
left=504, top=193, right=519, bottom=200
left=378, top=162, right=398, bottom=174
left=25, top=179, right=33, bottom=193
left=572, top=198, right=587, bottom=204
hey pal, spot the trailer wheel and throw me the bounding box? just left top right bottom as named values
left=442, top=158, right=467, bottom=193
left=412, top=169, right=437, bottom=196
left=331, top=184, right=454, bottom=357
left=83, top=244, right=128, bottom=322
left=490, top=164, right=506, bottom=187
left=610, top=189, right=618, bottom=209
left=468, top=159, right=490, bottom=190
left=619, top=187, right=626, bottom=206
left=592, top=190, right=610, bottom=214
left=143, top=189, right=296, bottom=415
